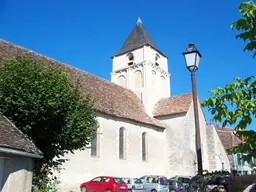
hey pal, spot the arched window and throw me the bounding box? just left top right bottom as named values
left=151, top=70, right=156, bottom=88
left=117, top=75, right=126, bottom=88
left=142, top=132, right=148, bottom=161
left=127, top=53, right=134, bottom=66
left=161, top=76, right=165, bottom=90
left=91, top=127, right=100, bottom=157
left=119, top=127, right=126, bottom=159
left=134, top=70, right=143, bottom=90
left=155, top=54, right=160, bottom=66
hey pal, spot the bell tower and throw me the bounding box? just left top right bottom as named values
left=111, top=17, right=171, bottom=115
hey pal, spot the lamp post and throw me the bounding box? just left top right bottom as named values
left=182, top=43, right=203, bottom=175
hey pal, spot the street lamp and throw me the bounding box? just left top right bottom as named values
left=182, top=43, right=203, bottom=175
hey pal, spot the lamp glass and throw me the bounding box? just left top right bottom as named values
left=184, top=52, right=201, bottom=71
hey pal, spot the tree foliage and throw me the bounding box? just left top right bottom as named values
left=202, top=0, right=256, bottom=163
left=0, top=57, right=98, bottom=179
left=231, top=0, right=256, bottom=57
left=201, top=77, right=256, bottom=161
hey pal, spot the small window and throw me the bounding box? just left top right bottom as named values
left=91, top=177, right=102, bottom=182
left=140, top=177, right=145, bottom=183
left=113, top=178, right=126, bottom=184
left=142, top=132, right=148, bottom=161
left=101, top=177, right=110, bottom=183
left=91, top=128, right=100, bottom=157
left=133, top=178, right=143, bottom=184
left=134, top=70, right=143, bottom=90
left=119, top=127, right=126, bottom=159
left=151, top=71, right=156, bottom=88
left=146, top=176, right=157, bottom=183
left=155, top=54, right=160, bottom=66
left=159, top=177, right=168, bottom=185
left=127, top=53, right=134, bottom=66
left=160, top=76, right=165, bottom=90
left=123, top=178, right=131, bottom=184
left=117, top=75, right=126, bottom=88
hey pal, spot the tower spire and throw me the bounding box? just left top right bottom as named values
left=137, top=9, right=142, bottom=24
left=114, top=17, right=157, bottom=56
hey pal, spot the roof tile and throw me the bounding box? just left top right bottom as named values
left=0, top=39, right=164, bottom=128
left=215, top=125, right=242, bottom=150
left=115, top=18, right=157, bottom=56
left=153, top=93, right=193, bottom=117
left=0, top=113, right=42, bottom=156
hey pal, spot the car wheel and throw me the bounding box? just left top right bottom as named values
left=106, top=189, right=112, bottom=192
left=151, top=189, right=157, bottom=192
left=81, top=186, right=87, bottom=192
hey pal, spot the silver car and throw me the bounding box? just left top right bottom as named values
left=170, top=176, right=192, bottom=189
left=122, top=178, right=144, bottom=192
left=140, top=175, right=169, bottom=192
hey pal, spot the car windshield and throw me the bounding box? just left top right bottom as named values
left=113, top=178, right=126, bottom=184
left=159, top=177, right=168, bottom=185
left=178, top=178, right=190, bottom=183
left=134, top=178, right=143, bottom=184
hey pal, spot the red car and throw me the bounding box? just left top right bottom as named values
left=80, top=176, right=128, bottom=192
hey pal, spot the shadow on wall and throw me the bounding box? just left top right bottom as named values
left=1, top=156, right=32, bottom=192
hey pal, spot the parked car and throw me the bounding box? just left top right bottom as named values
left=168, top=180, right=185, bottom=192
left=80, top=176, right=128, bottom=192
left=140, top=175, right=169, bottom=192
left=122, top=177, right=144, bottom=192
left=169, top=176, right=191, bottom=189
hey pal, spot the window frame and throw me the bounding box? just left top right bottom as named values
left=127, top=53, right=134, bottom=66
left=91, top=177, right=102, bottom=183
left=155, top=54, right=160, bottom=66
left=134, top=70, right=143, bottom=90
left=91, top=128, right=100, bottom=157
left=119, top=127, right=126, bottom=160
left=142, top=132, right=148, bottom=162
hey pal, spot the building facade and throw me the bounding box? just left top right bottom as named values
left=0, top=17, right=231, bottom=192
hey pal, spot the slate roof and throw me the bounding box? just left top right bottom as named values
left=153, top=93, right=193, bottom=117
left=215, top=125, right=242, bottom=150
left=114, top=18, right=158, bottom=56
left=0, top=39, right=164, bottom=128
left=0, top=113, right=42, bottom=156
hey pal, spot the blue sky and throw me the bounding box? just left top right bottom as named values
left=0, top=0, right=255, bottom=130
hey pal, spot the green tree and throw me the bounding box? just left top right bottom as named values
left=201, top=76, right=256, bottom=161
left=202, top=0, right=256, bottom=162
left=0, top=57, right=98, bottom=186
left=231, top=0, right=256, bottom=57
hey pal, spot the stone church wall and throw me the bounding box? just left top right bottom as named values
left=56, top=113, right=166, bottom=192
left=206, top=124, right=231, bottom=172
left=157, top=112, right=197, bottom=177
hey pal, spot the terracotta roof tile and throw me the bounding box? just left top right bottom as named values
left=153, top=93, right=193, bottom=117
left=0, top=113, right=42, bottom=156
left=0, top=39, right=164, bottom=128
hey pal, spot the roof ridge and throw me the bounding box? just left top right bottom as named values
left=159, top=93, right=192, bottom=101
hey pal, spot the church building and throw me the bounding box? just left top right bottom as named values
left=0, top=18, right=231, bottom=192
